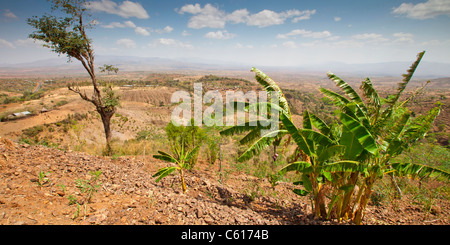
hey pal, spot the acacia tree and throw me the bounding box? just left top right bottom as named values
left=27, top=0, right=118, bottom=155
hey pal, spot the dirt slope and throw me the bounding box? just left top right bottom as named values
left=0, top=138, right=449, bottom=225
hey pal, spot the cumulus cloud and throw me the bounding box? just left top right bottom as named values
left=204, top=30, right=236, bottom=40
left=392, top=32, right=414, bottom=43
left=155, top=26, right=174, bottom=34
left=0, top=39, right=15, bottom=49
left=134, top=27, right=150, bottom=36
left=102, top=20, right=136, bottom=28
left=178, top=3, right=226, bottom=29
left=101, top=20, right=173, bottom=36
left=291, top=10, right=317, bottom=22
left=151, top=38, right=194, bottom=49
left=277, top=29, right=332, bottom=39
left=87, top=0, right=149, bottom=19
left=2, top=9, right=18, bottom=20
left=176, top=3, right=316, bottom=29
left=116, top=38, right=137, bottom=48
left=392, top=0, right=450, bottom=19
left=352, top=33, right=389, bottom=42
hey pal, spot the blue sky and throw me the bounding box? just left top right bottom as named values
left=1, top=0, right=450, bottom=67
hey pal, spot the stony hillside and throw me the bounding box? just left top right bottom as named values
left=0, top=138, right=449, bottom=226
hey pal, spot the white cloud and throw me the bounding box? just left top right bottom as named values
left=15, top=38, right=46, bottom=48
left=204, top=30, right=236, bottom=40
left=352, top=33, right=389, bottom=42
left=178, top=3, right=227, bottom=29
left=134, top=27, right=150, bottom=36
left=177, top=3, right=203, bottom=14
left=334, top=17, right=342, bottom=22
left=246, top=10, right=286, bottom=27
left=102, top=21, right=136, bottom=28
left=151, top=38, right=194, bottom=49
left=0, top=39, right=15, bottom=48
left=277, top=29, right=332, bottom=39
left=393, top=32, right=414, bottom=44
left=176, top=3, right=316, bottom=29
left=247, top=9, right=315, bottom=27
left=2, top=9, right=18, bottom=20
left=155, top=26, right=174, bottom=34
left=116, top=38, right=137, bottom=48
left=87, top=0, right=149, bottom=19
left=292, top=10, right=317, bottom=22
left=282, top=41, right=297, bottom=49
left=101, top=21, right=172, bottom=36
left=182, top=30, right=191, bottom=36
left=392, top=0, right=450, bottom=19
left=227, top=9, right=249, bottom=24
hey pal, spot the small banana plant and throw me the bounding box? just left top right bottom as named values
left=153, top=141, right=200, bottom=193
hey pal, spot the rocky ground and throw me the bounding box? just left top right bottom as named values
left=0, top=138, right=449, bottom=226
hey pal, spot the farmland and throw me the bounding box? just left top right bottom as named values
left=0, top=69, right=449, bottom=226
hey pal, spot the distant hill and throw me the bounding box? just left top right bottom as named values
left=1, top=55, right=449, bottom=79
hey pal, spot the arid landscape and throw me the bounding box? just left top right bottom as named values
left=1, top=69, right=449, bottom=227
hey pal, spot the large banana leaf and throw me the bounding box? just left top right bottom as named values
left=319, top=87, right=351, bottom=108
left=318, top=145, right=346, bottom=163
left=153, top=151, right=178, bottom=164
left=308, top=112, right=333, bottom=139
left=278, top=161, right=313, bottom=174
left=327, top=72, right=366, bottom=111
left=385, top=110, right=411, bottom=143
left=388, top=51, right=425, bottom=105
left=340, top=112, right=378, bottom=156
left=402, top=105, right=441, bottom=144
left=152, top=166, right=178, bottom=182
left=280, top=112, right=312, bottom=156
left=220, top=120, right=272, bottom=136
left=300, top=129, right=335, bottom=148
left=360, top=77, right=380, bottom=113
left=391, top=162, right=450, bottom=180
left=322, top=160, right=362, bottom=173
left=237, top=129, right=287, bottom=162
left=251, top=67, right=291, bottom=118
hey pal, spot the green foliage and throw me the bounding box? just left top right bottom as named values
left=27, top=0, right=92, bottom=61
left=37, top=170, right=51, bottom=187
left=99, top=64, right=119, bottom=75
left=101, top=84, right=120, bottom=112
left=246, top=51, right=449, bottom=225
left=165, top=120, right=205, bottom=170
left=153, top=139, right=201, bottom=193
left=220, top=68, right=292, bottom=162
left=75, top=170, right=102, bottom=204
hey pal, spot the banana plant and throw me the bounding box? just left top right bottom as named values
left=153, top=140, right=200, bottom=193
left=220, top=67, right=292, bottom=162
left=319, top=51, right=449, bottom=224
left=278, top=109, right=361, bottom=218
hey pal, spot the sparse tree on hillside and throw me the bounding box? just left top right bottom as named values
left=27, top=0, right=119, bottom=155
left=99, top=64, right=119, bottom=75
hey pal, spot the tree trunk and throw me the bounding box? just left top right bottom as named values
left=99, top=108, right=115, bottom=156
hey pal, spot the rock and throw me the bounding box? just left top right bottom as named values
left=431, top=206, right=441, bottom=215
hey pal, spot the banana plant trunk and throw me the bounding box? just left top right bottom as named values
left=314, top=185, right=327, bottom=218
left=180, top=169, right=187, bottom=193
left=353, top=179, right=374, bottom=225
